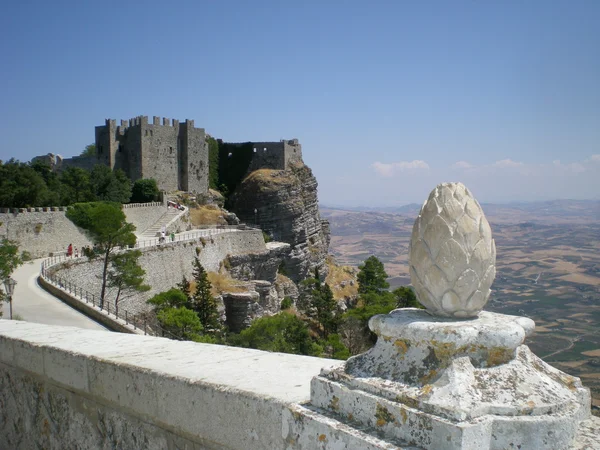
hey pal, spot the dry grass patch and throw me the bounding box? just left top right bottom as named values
left=244, top=169, right=294, bottom=188
left=325, top=256, right=358, bottom=300
left=189, top=205, right=227, bottom=226
left=207, top=272, right=248, bottom=296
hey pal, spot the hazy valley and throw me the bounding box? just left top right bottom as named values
left=322, top=199, right=600, bottom=406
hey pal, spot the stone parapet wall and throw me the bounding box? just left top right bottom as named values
left=51, top=229, right=270, bottom=316
left=0, top=320, right=597, bottom=449
left=0, top=321, right=339, bottom=450
left=123, top=204, right=168, bottom=235
left=0, top=204, right=177, bottom=258
left=0, top=210, right=91, bottom=258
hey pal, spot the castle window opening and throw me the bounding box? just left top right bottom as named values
left=253, top=148, right=257, bottom=153
left=99, top=146, right=103, bottom=154
left=264, top=147, right=267, bottom=152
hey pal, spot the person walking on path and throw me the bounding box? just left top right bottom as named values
left=67, top=243, right=73, bottom=257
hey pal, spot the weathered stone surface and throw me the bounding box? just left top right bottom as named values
left=311, top=308, right=593, bottom=449
left=409, top=182, right=495, bottom=318
left=228, top=241, right=290, bottom=284
left=0, top=320, right=340, bottom=450
left=306, top=179, right=596, bottom=450
left=50, top=230, right=269, bottom=316
left=229, top=162, right=330, bottom=283
left=223, top=291, right=262, bottom=332
left=346, top=309, right=534, bottom=383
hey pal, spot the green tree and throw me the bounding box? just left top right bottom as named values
left=320, top=334, right=350, bottom=360
left=0, top=239, right=23, bottom=316
left=147, top=288, right=189, bottom=312
left=302, top=268, right=339, bottom=338
left=107, top=250, right=150, bottom=315
left=190, top=258, right=220, bottom=334
left=176, top=276, right=192, bottom=306
left=81, top=143, right=96, bottom=158
left=60, top=167, right=94, bottom=204
left=30, top=160, right=62, bottom=205
left=131, top=178, right=159, bottom=203
left=233, top=312, right=320, bottom=355
left=357, top=256, right=389, bottom=295
left=90, top=165, right=132, bottom=203
left=0, top=160, right=49, bottom=207
left=313, top=282, right=339, bottom=338
left=66, top=202, right=136, bottom=309
left=393, top=286, right=422, bottom=309
left=157, top=307, right=203, bottom=340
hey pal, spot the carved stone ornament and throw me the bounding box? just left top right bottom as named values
left=308, top=182, right=592, bottom=450
left=409, top=182, right=496, bottom=318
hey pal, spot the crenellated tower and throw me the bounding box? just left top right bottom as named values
left=94, top=116, right=208, bottom=193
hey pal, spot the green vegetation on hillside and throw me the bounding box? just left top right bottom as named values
left=0, top=143, right=165, bottom=208
left=143, top=255, right=418, bottom=361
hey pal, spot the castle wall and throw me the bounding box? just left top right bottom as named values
left=0, top=209, right=92, bottom=258
left=182, top=119, right=209, bottom=194
left=50, top=229, right=268, bottom=315
left=246, top=141, right=286, bottom=171
left=0, top=204, right=167, bottom=258
left=227, top=139, right=303, bottom=172
left=119, top=122, right=143, bottom=179
left=92, top=116, right=209, bottom=193
left=139, top=117, right=180, bottom=191
left=122, top=202, right=168, bottom=236
left=95, top=119, right=118, bottom=169
left=60, top=155, right=97, bottom=171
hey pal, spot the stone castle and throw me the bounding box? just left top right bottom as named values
left=33, top=115, right=304, bottom=193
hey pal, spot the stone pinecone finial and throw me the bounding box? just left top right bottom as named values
left=409, top=182, right=496, bottom=318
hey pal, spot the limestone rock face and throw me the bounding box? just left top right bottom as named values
left=229, top=162, right=330, bottom=283
left=409, top=182, right=496, bottom=318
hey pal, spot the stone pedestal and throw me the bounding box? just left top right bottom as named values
left=310, top=309, right=591, bottom=450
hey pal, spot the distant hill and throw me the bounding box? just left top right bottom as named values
left=321, top=198, right=600, bottom=407
left=321, top=199, right=599, bottom=225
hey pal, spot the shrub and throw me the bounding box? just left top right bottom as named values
left=280, top=297, right=293, bottom=310
left=131, top=179, right=159, bottom=203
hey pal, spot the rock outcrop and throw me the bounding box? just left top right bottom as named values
left=229, top=161, right=330, bottom=283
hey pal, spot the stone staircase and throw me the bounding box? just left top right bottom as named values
left=139, top=207, right=183, bottom=238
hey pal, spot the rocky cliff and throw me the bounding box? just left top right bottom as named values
left=229, top=161, right=330, bottom=283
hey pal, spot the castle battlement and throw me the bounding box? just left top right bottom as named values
left=94, top=115, right=208, bottom=194
left=31, top=115, right=301, bottom=196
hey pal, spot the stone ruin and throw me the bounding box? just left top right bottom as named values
left=309, top=182, right=592, bottom=449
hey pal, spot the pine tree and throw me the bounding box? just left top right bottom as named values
left=190, top=258, right=221, bottom=334
left=311, top=282, right=339, bottom=338
left=357, top=256, right=389, bottom=295
left=176, top=275, right=192, bottom=308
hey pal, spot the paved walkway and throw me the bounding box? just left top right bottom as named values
left=5, top=227, right=251, bottom=331
left=8, top=259, right=107, bottom=330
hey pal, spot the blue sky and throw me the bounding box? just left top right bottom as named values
left=1, top=1, right=598, bottom=206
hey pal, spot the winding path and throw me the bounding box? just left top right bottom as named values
left=6, top=226, right=251, bottom=330
left=9, top=259, right=107, bottom=330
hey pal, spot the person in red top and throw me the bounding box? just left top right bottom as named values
left=67, top=243, right=73, bottom=257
